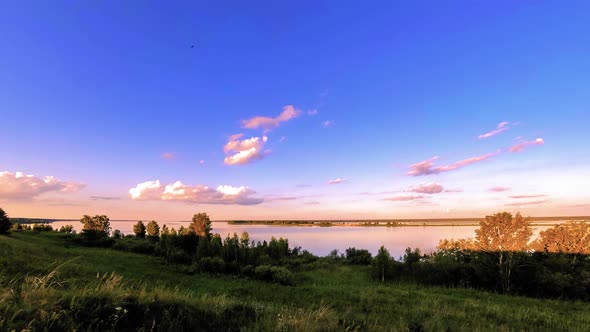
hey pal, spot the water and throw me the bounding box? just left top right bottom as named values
left=49, top=220, right=556, bottom=258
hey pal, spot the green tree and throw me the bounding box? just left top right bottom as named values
left=133, top=221, right=146, bottom=238
left=0, top=208, right=12, bottom=234
left=190, top=212, right=212, bottom=238
left=146, top=220, right=160, bottom=240
left=80, top=215, right=111, bottom=235
left=373, top=246, right=393, bottom=283
left=474, top=212, right=532, bottom=293
left=112, top=229, right=123, bottom=239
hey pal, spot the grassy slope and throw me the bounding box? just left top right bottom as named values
left=1, top=232, right=589, bottom=331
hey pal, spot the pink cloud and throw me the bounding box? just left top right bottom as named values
left=223, top=134, right=269, bottom=166
left=505, top=199, right=550, bottom=206
left=407, top=151, right=499, bottom=176
left=407, top=182, right=444, bottom=194
left=241, top=105, right=301, bottom=132
left=129, top=180, right=263, bottom=205
left=445, top=188, right=463, bottom=193
left=509, top=194, right=548, bottom=199
left=328, top=178, right=346, bottom=184
left=0, top=171, right=85, bottom=200
left=161, top=152, right=175, bottom=160
left=383, top=195, right=425, bottom=202
left=488, top=186, right=511, bottom=192
left=323, top=120, right=334, bottom=127
left=509, top=138, right=545, bottom=153
left=199, top=160, right=205, bottom=165
left=478, top=121, right=510, bottom=139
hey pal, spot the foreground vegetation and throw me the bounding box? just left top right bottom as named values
left=2, top=231, right=590, bottom=331
left=1, top=208, right=590, bottom=331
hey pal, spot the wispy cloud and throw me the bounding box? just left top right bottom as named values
left=445, top=188, right=463, bottom=193
left=322, top=120, right=334, bottom=127
left=161, top=152, right=175, bottom=160
left=383, top=195, right=425, bottom=202
left=90, top=196, right=121, bottom=201
left=129, top=180, right=263, bottom=205
left=478, top=122, right=510, bottom=139
left=488, top=186, right=511, bottom=192
left=241, top=105, right=301, bottom=132
left=307, top=109, right=318, bottom=116
left=0, top=171, right=85, bottom=200
left=199, top=160, right=206, bottom=165
left=328, top=178, right=346, bottom=184
left=407, top=182, right=444, bottom=194
left=509, top=138, right=545, bottom=153
left=509, top=194, right=548, bottom=199
left=304, top=201, right=321, bottom=205
left=407, top=151, right=499, bottom=176
left=296, top=184, right=313, bottom=188
left=223, top=134, right=269, bottom=166
left=505, top=199, right=550, bottom=206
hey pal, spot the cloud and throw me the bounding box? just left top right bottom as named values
left=445, top=188, right=463, bottom=193
left=223, top=134, right=269, bottom=165
left=241, top=105, right=301, bottom=132
left=509, top=138, right=545, bottom=153
left=129, top=180, right=263, bottom=205
left=90, top=196, right=121, bottom=201
left=509, top=194, right=548, bottom=199
left=304, top=201, right=321, bottom=205
left=0, top=171, right=85, bottom=200
left=383, top=195, right=425, bottom=202
left=266, top=196, right=298, bottom=201
left=328, top=178, right=346, bottom=184
left=488, top=186, right=511, bottom=192
left=505, top=199, right=550, bottom=206
left=408, top=151, right=499, bottom=176
left=279, top=136, right=287, bottom=143
left=199, top=160, right=205, bottom=165
left=478, top=122, right=510, bottom=139
left=407, top=182, right=444, bottom=194
left=161, top=152, right=175, bottom=160
left=296, top=184, right=313, bottom=188
left=322, top=120, right=334, bottom=127
left=307, top=109, right=318, bottom=116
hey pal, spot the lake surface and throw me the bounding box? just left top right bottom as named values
left=49, top=220, right=555, bottom=258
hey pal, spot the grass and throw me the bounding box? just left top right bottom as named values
left=2, top=231, right=590, bottom=331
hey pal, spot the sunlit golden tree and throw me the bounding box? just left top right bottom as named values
left=534, top=221, right=590, bottom=255
left=146, top=220, right=160, bottom=239
left=80, top=215, right=111, bottom=235
left=190, top=212, right=212, bottom=238
left=133, top=221, right=146, bottom=238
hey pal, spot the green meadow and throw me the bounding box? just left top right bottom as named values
left=2, top=231, right=589, bottom=331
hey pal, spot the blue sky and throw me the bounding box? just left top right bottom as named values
left=1, top=1, right=589, bottom=220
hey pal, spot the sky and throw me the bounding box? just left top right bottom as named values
left=1, top=1, right=589, bottom=221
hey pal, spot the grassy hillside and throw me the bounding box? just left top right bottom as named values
left=1, top=232, right=589, bottom=331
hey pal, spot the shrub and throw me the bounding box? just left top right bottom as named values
left=254, top=265, right=294, bottom=285
left=198, top=257, right=226, bottom=273
left=345, top=247, right=372, bottom=265
left=32, top=223, right=53, bottom=232
left=59, top=225, right=75, bottom=233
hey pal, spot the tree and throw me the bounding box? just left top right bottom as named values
left=534, top=221, right=590, bottom=255
left=133, top=221, right=146, bottom=238
left=112, top=229, right=123, bottom=239
left=373, top=246, right=393, bottom=283
left=0, top=208, right=12, bottom=234
left=190, top=212, right=212, bottom=238
left=80, top=215, right=111, bottom=235
left=146, top=220, right=160, bottom=240
left=474, top=212, right=532, bottom=293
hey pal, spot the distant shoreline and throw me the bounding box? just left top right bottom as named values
left=11, top=216, right=589, bottom=228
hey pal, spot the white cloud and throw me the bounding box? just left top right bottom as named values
left=129, top=180, right=263, bottom=205
left=223, top=134, right=269, bottom=165
left=0, top=171, right=85, bottom=200
left=328, top=178, right=346, bottom=184
left=323, top=120, right=334, bottom=127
